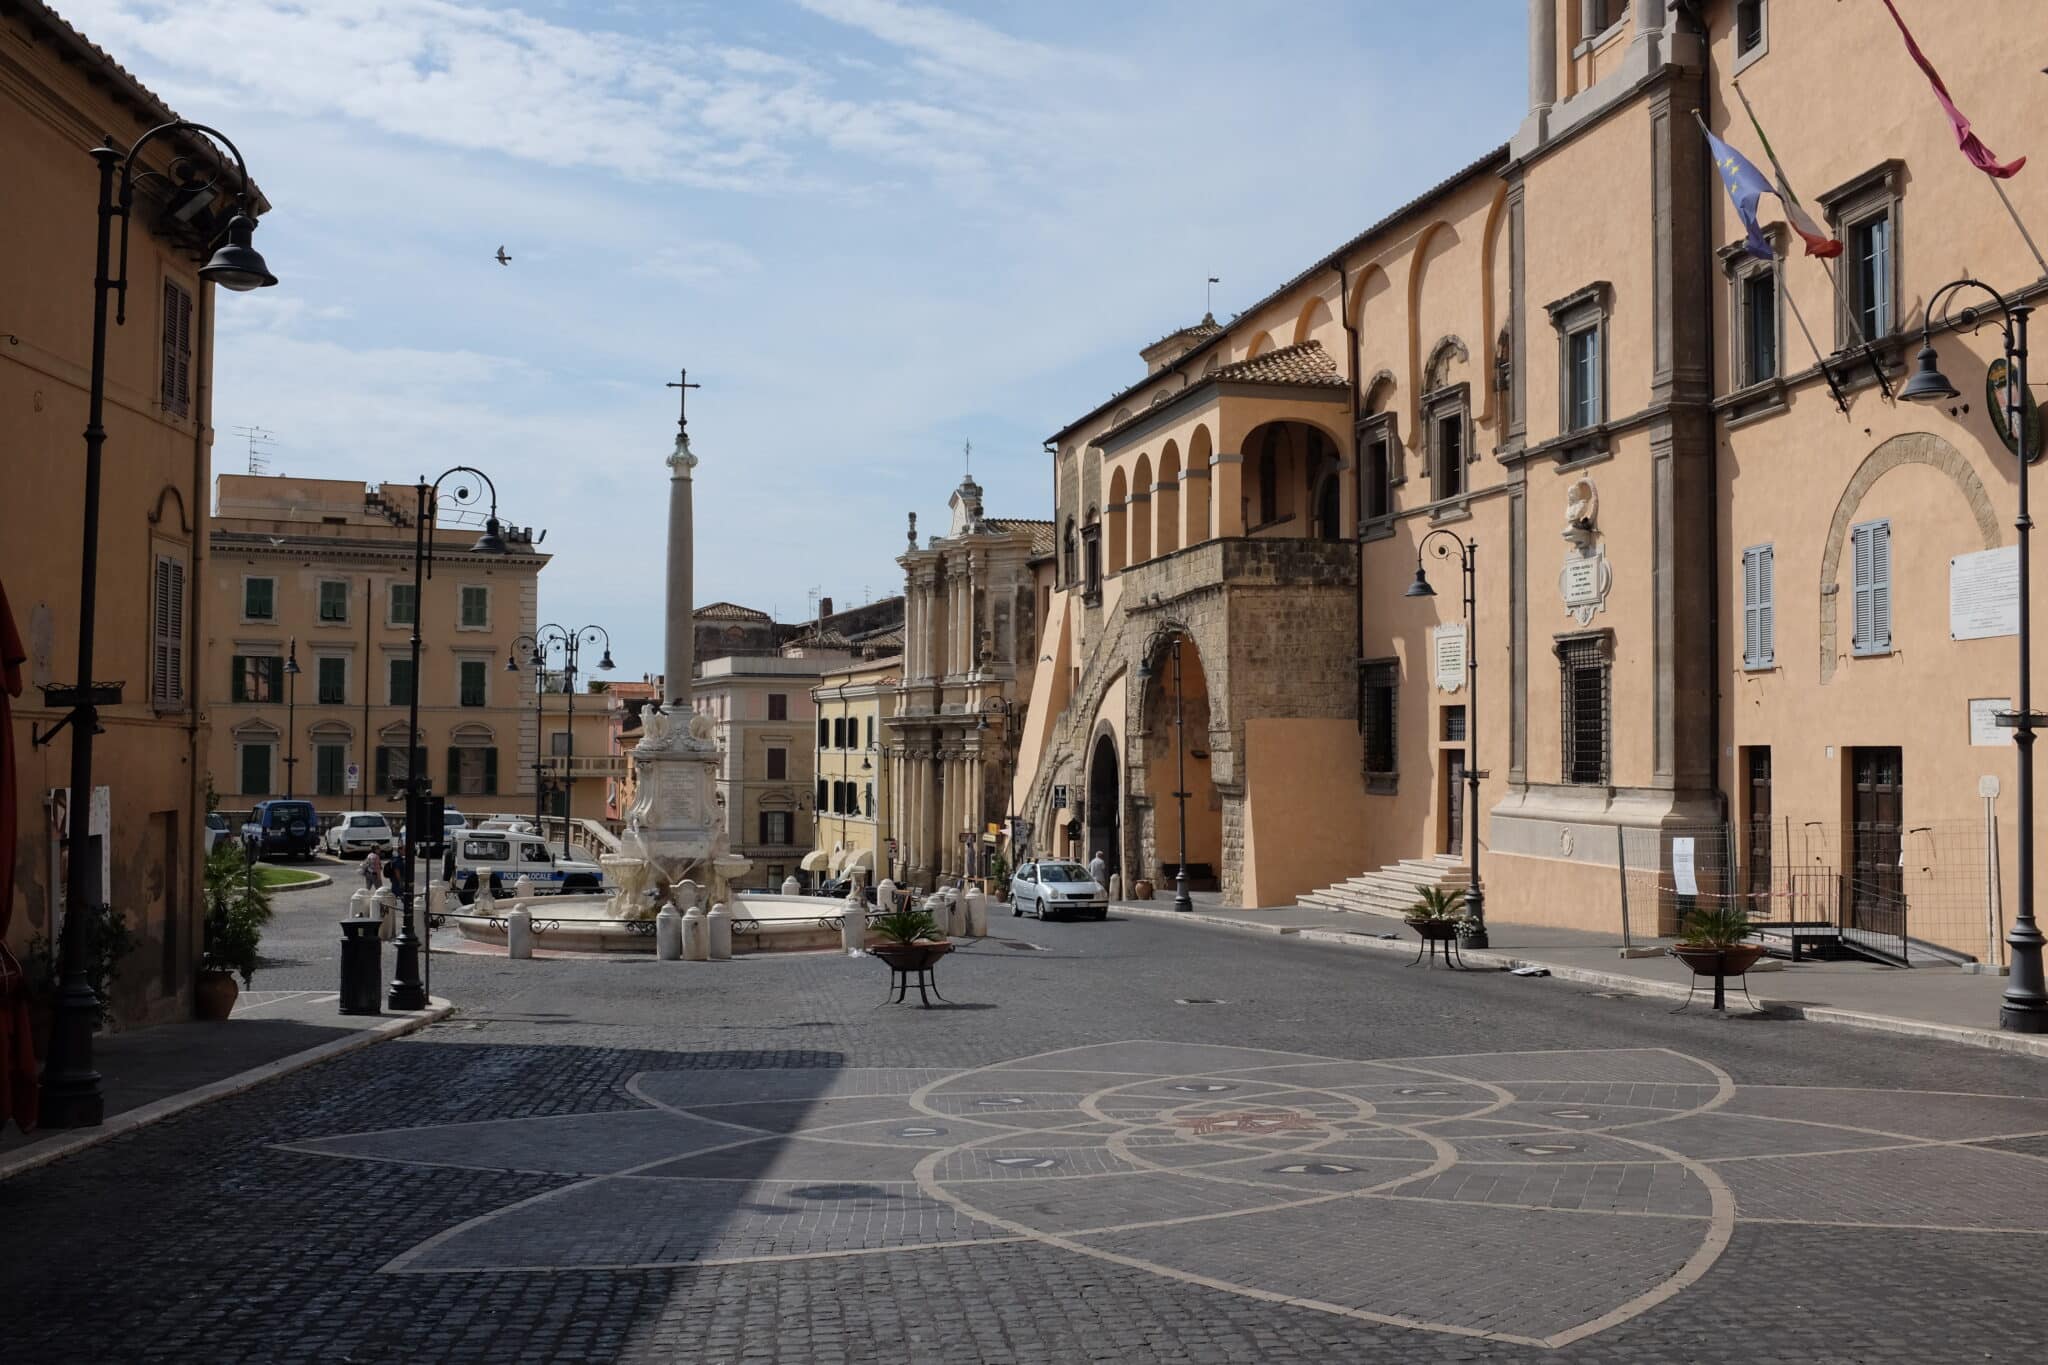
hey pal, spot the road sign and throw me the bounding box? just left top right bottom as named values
left=345, top=761, right=360, bottom=792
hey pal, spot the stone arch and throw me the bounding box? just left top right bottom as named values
left=1130, top=453, right=1153, bottom=564
left=1362, top=369, right=1397, bottom=415
left=148, top=483, right=192, bottom=533
left=1345, top=261, right=1390, bottom=332
left=1818, top=431, right=2001, bottom=683
left=1155, top=441, right=1182, bottom=556
left=1292, top=295, right=1335, bottom=347
left=1245, top=332, right=1274, bottom=360
left=1106, top=467, right=1128, bottom=572
left=1185, top=425, right=1214, bottom=545
left=1423, top=334, right=1469, bottom=394
left=1135, top=625, right=1223, bottom=884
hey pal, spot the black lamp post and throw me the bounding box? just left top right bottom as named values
left=506, top=639, right=547, bottom=833
left=392, top=468, right=508, bottom=1011
left=514, top=624, right=615, bottom=858
left=282, top=637, right=300, bottom=800
left=1137, top=640, right=1195, bottom=913
left=39, top=121, right=275, bottom=1128
left=1900, top=279, right=2046, bottom=1033
left=1407, top=530, right=1487, bottom=948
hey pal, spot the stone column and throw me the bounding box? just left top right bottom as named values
left=663, top=433, right=698, bottom=708
left=1529, top=0, right=1557, bottom=113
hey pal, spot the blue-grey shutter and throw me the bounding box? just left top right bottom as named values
left=1852, top=521, right=1891, bottom=655
left=1742, top=544, right=1774, bottom=668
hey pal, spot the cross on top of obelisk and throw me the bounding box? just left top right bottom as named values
left=666, top=368, right=701, bottom=473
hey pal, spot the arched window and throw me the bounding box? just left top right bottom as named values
left=1062, top=517, right=1078, bottom=586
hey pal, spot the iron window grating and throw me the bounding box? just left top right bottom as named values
left=1558, top=636, right=1610, bottom=785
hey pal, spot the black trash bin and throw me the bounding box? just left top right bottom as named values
left=338, top=918, right=383, bottom=1016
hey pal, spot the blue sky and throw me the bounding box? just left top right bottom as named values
left=69, top=0, right=1526, bottom=674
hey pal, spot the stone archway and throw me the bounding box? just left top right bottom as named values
left=1818, top=432, right=2000, bottom=682
left=1139, top=632, right=1223, bottom=888
left=1086, top=732, right=1121, bottom=880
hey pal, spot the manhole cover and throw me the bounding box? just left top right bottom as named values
left=1269, top=1162, right=1358, bottom=1176
left=997, top=940, right=1046, bottom=951
left=1175, top=998, right=1229, bottom=1006
left=789, top=1183, right=888, bottom=1202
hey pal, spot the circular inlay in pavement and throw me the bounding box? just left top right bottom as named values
left=1267, top=1162, right=1358, bottom=1175
left=787, top=1183, right=892, bottom=1202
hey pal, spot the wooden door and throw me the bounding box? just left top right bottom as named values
left=1745, top=748, right=1772, bottom=909
left=1849, top=747, right=1905, bottom=944
left=1444, top=752, right=1466, bottom=856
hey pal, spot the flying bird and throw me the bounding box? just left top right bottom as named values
left=495, top=245, right=511, bottom=266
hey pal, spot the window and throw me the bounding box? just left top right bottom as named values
left=1361, top=660, right=1398, bottom=789
left=150, top=551, right=186, bottom=709
left=865, top=782, right=874, bottom=817
left=867, top=716, right=876, bottom=749
left=767, top=747, right=788, bottom=781
left=459, top=585, right=489, bottom=628
left=768, top=693, right=788, bottom=721
left=388, top=583, right=417, bottom=626
left=239, top=741, right=272, bottom=795
left=1742, top=544, right=1775, bottom=669
left=550, top=731, right=572, bottom=756
left=1850, top=519, right=1892, bottom=657
left=1743, top=270, right=1779, bottom=385
left=1063, top=519, right=1078, bottom=585
left=161, top=280, right=193, bottom=417
left=1568, top=329, right=1600, bottom=430
left=1363, top=432, right=1392, bottom=521
left=1442, top=706, right=1467, bottom=742
left=244, top=577, right=276, bottom=621
left=388, top=658, right=415, bottom=705
left=1583, top=0, right=1624, bottom=35
left=450, top=745, right=498, bottom=796
left=375, top=744, right=426, bottom=793
left=315, top=745, right=347, bottom=797
left=817, top=716, right=831, bottom=749
left=760, top=811, right=792, bottom=846
left=1821, top=163, right=1902, bottom=352
left=1735, top=0, right=1766, bottom=59
left=817, top=779, right=828, bottom=810
left=318, top=579, right=349, bottom=623
left=1082, top=519, right=1102, bottom=599
left=317, top=656, right=347, bottom=705
left=459, top=659, right=488, bottom=707
left=1257, top=439, right=1279, bottom=525
left=1557, top=634, right=1612, bottom=785
left=231, top=654, right=283, bottom=703
left=1428, top=397, right=1467, bottom=503
left=832, top=717, right=846, bottom=749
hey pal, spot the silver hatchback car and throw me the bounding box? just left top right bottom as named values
left=1009, top=861, right=1109, bottom=921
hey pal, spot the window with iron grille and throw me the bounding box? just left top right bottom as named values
left=1557, top=634, right=1611, bottom=785
left=1361, top=659, right=1398, bottom=789
left=162, top=280, right=193, bottom=417
left=1442, top=706, right=1467, bottom=742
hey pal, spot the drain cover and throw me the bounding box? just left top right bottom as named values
left=893, top=1125, right=946, bottom=1138
left=1269, top=1162, right=1358, bottom=1175
left=1175, top=998, right=1229, bottom=1006
left=997, top=940, right=1046, bottom=951
left=1171, top=1083, right=1236, bottom=1093
left=976, top=1096, right=1028, bottom=1107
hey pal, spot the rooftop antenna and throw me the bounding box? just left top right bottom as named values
left=232, top=424, right=276, bottom=475
left=1206, top=276, right=1219, bottom=314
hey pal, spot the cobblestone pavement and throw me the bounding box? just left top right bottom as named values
left=7, top=883, right=2048, bottom=1363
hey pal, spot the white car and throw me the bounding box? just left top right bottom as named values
left=450, top=830, right=604, bottom=904
left=1009, top=861, right=1109, bottom=921
left=204, top=811, right=231, bottom=854
left=325, top=812, right=396, bottom=857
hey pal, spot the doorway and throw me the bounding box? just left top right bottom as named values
left=1087, top=733, right=1121, bottom=880
left=1848, top=746, right=1905, bottom=953
left=1744, top=746, right=1772, bottom=909
left=1442, top=751, right=1466, bottom=856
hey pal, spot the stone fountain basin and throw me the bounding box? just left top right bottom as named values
left=451, top=893, right=856, bottom=955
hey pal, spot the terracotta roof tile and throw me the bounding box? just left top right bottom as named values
left=1209, top=340, right=1349, bottom=388
left=695, top=601, right=771, bottom=621
left=982, top=517, right=1056, bottom=558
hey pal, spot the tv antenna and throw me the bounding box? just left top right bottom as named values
left=231, top=425, right=277, bottom=475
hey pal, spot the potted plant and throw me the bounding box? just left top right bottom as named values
left=1405, top=886, right=1466, bottom=943
left=1670, top=903, right=1764, bottom=980
left=867, top=905, right=952, bottom=973
left=198, top=842, right=274, bottom=1020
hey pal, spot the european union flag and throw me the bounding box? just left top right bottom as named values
left=1705, top=127, right=1777, bottom=261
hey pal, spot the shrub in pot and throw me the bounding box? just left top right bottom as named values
left=1406, top=886, right=1467, bottom=942
left=867, top=905, right=951, bottom=972
left=1671, top=903, right=1763, bottom=978
left=199, top=842, right=274, bottom=1020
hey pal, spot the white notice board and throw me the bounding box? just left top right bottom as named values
left=1952, top=546, right=2020, bottom=640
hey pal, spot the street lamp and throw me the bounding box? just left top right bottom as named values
left=506, top=642, right=547, bottom=833
left=1901, top=278, right=2046, bottom=1034
left=514, top=624, right=615, bottom=858
left=1407, top=530, right=1487, bottom=949
left=39, top=121, right=275, bottom=1128
left=391, top=467, right=509, bottom=1011
left=1137, top=640, right=1196, bottom=913
left=282, top=638, right=301, bottom=800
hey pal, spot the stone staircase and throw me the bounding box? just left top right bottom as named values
left=1298, top=854, right=1469, bottom=921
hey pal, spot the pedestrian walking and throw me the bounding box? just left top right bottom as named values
left=1089, top=851, right=1108, bottom=889
left=361, top=848, right=382, bottom=891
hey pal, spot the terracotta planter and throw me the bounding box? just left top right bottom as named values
left=1671, top=944, right=1765, bottom=978
left=195, top=970, right=240, bottom=1021
left=1132, top=878, right=1155, bottom=900
left=869, top=940, right=954, bottom=972
left=1406, top=919, right=1461, bottom=942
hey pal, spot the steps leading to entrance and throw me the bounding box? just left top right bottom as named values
left=1299, top=854, right=1469, bottom=922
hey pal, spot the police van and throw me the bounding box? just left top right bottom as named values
left=450, top=830, right=605, bottom=904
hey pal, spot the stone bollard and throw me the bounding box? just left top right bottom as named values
left=513, top=874, right=536, bottom=902
left=374, top=887, right=400, bottom=941
left=840, top=894, right=867, bottom=954
left=963, top=885, right=988, bottom=938
left=347, top=887, right=376, bottom=921
left=877, top=878, right=897, bottom=915
left=707, top=902, right=732, bottom=960
left=656, top=906, right=684, bottom=960
left=507, top=905, right=533, bottom=960
left=682, top=903, right=709, bottom=961
left=781, top=875, right=801, bottom=896
left=1108, top=873, right=1123, bottom=901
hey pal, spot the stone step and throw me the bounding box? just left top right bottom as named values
left=1395, top=858, right=1468, bottom=877
left=1318, top=886, right=1429, bottom=914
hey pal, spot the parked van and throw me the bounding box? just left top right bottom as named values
left=241, top=800, right=320, bottom=861
left=450, top=830, right=604, bottom=904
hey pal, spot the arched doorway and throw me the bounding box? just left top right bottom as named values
left=1313, top=471, right=1341, bottom=541
left=1086, top=732, right=1120, bottom=880
left=1141, top=632, right=1223, bottom=888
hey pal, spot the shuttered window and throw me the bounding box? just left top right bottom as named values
left=1851, top=520, right=1892, bottom=656
left=244, top=577, right=275, bottom=620
left=151, top=552, right=187, bottom=708
left=317, top=656, right=347, bottom=705
left=161, top=280, right=193, bottom=417
left=1742, top=544, right=1775, bottom=669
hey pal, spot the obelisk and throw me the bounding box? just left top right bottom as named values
left=663, top=369, right=699, bottom=710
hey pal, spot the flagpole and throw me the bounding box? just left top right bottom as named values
left=1993, top=178, right=2048, bottom=280
left=1779, top=258, right=1852, bottom=418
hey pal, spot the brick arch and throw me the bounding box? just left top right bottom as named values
left=1818, top=431, right=2000, bottom=683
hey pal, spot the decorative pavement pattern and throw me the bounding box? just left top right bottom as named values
left=279, top=1041, right=2048, bottom=1351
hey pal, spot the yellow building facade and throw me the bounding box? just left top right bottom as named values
left=204, top=475, right=548, bottom=817
left=2, top=4, right=270, bottom=1025
left=811, top=655, right=900, bottom=881
left=1015, top=0, right=2048, bottom=958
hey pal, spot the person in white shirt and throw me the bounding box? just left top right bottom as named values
left=1089, top=852, right=1108, bottom=889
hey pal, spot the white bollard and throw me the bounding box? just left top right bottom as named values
left=682, top=903, right=709, bottom=961
left=781, top=875, right=801, bottom=896
left=1108, top=873, right=1123, bottom=901
left=374, top=887, right=400, bottom=941
left=877, top=878, right=897, bottom=914
left=507, top=905, right=533, bottom=959
left=707, top=902, right=732, bottom=960
left=964, top=885, right=989, bottom=938
left=841, top=894, right=867, bottom=954
left=655, top=906, right=684, bottom=960
left=347, top=887, right=376, bottom=920
left=512, top=874, right=536, bottom=901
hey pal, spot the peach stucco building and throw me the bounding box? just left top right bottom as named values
left=2, top=4, right=270, bottom=1026
left=1014, top=0, right=2048, bottom=958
